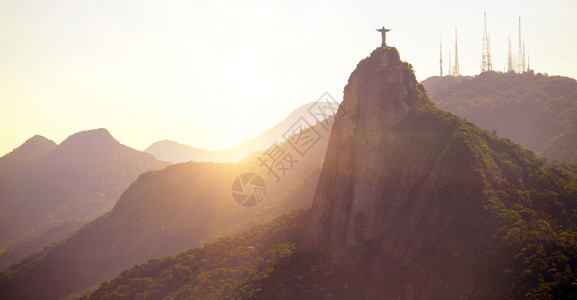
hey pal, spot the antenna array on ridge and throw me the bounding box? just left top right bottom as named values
left=439, top=10, right=531, bottom=76
left=439, top=37, right=443, bottom=76
left=481, top=10, right=493, bottom=72
left=448, top=51, right=452, bottom=76
left=454, top=28, right=460, bottom=76
left=507, top=35, right=514, bottom=72
left=517, top=16, right=526, bottom=73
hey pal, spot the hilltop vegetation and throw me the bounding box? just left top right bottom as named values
left=394, top=105, right=577, bottom=298
left=422, top=72, right=577, bottom=162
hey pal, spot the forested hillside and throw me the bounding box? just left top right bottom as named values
left=422, top=72, right=577, bottom=162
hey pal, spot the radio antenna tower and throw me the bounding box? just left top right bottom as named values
left=439, top=37, right=443, bottom=76
left=481, top=10, right=493, bottom=72
left=454, top=28, right=460, bottom=76
left=448, top=50, right=452, bottom=76
left=507, top=35, right=514, bottom=72
left=488, top=31, right=492, bottom=70
left=517, top=16, right=525, bottom=73
left=523, top=42, right=526, bottom=72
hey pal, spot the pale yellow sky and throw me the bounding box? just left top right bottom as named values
left=1, top=0, right=576, bottom=156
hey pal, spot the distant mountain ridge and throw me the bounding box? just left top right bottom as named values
left=46, top=128, right=120, bottom=159
left=0, top=128, right=169, bottom=268
left=145, top=140, right=215, bottom=163
left=0, top=220, right=85, bottom=271
left=145, top=101, right=338, bottom=163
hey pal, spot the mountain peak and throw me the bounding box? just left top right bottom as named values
left=3, top=135, right=57, bottom=161
left=49, top=128, right=120, bottom=158
left=62, top=128, right=116, bottom=144
left=341, top=47, right=428, bottom=132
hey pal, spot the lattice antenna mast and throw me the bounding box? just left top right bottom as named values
left=507, top=35, right=514, bottom=72
left=517, top=15, right=525, bottom=73
left=454, top=28, right=460, bottom=76
left=488, top=31, right=492, bottom=70
left=440, top=37, right=443, bottom=76
left=523, top=42, right=526, bottom=72
left=481, top=10, right=492, bottom=72
left=448, top=50, right=452, bottom=76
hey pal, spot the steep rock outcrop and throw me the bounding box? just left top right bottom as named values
left=302, top=47, right=504, bottom=298
left=305, top=47, right=432, bottom=249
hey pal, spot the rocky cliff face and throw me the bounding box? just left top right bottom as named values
left=302, top=47, right=499, bottom=297
left=304, top=47, right=432, bottom=249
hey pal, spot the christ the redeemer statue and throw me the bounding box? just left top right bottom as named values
left=377, top=26, right=391, bottom=47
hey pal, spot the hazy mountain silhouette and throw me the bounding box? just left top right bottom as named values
left=83, top=48, right=577, bottom=299
left=0, top=129, right=169, bottom=268
left=0, top=117, right=333, bottom=299
left=85, top=208, right=311, bottom=300
left=2, top=135, right=57, bottom=162
left=145, top=101, right=338, bottom=163
left=0, top=220, right=85, bottom=271
left=422, top=72, right=577, bottom=162
left=144, top=140, right=216, bottom=163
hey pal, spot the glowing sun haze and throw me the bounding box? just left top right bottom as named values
left=1, top=0, right=576, bottom=156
